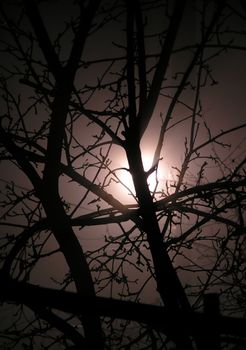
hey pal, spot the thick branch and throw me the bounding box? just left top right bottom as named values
left=0, top=275, right=246, bottom=343
left=27, top=303, right=86, bottom=347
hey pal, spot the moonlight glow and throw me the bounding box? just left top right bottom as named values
left=142, top=154, right=165, bottom=192
left=114, top=152, right=167, bottom=201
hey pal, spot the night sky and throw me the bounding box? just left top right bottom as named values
left=0, top=0, right=246, bottom=349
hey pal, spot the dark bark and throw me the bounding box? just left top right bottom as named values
left=0, top=273, right=246, bottom=345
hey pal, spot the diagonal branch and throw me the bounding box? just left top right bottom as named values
left=135, top=0, right=147, bottom=117
left=0, top=123, right=41, bottom=191
left=126, top=0, right=137, bottom=126
left=155, top=178, right=246, bottom=211
left=139, top=0, right=186, bottom=137
left=66, top=0, right=101, bottom=78
left=23, top=0, right=63, bottom=81
left=2, top=219, right=48, bottom=276
left=27, top=303, right=86, bottom=347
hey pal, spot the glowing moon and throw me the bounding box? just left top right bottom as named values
left=112, top=151, right=166, bottom=201
left=142, top=153, right=165, bottom=192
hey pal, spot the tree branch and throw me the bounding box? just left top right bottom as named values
left=0, top=274, right=246, bottom=343
left=139, top=0, right=186, bottom=137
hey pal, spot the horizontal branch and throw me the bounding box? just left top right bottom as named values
left=0, top=273, right=246, bottom=343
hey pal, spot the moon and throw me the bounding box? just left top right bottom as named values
left=112, top=151, right=167, bottom=202
left=142, top=153, right=165, bottom=192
